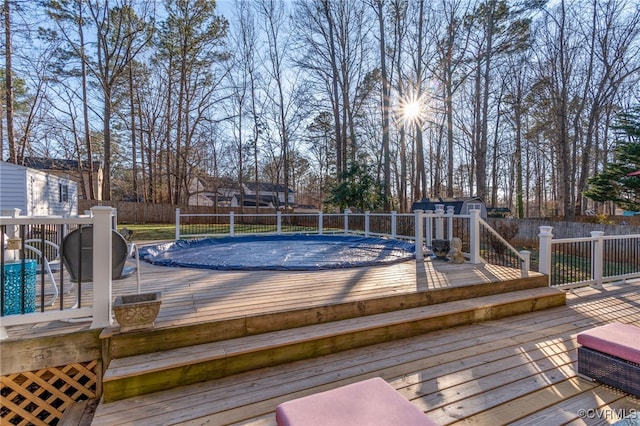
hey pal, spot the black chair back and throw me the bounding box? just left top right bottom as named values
left=62, top=226, right=129, bottom=282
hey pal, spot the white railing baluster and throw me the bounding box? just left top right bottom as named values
left=277, top=211, right=282, bottom=235
left=414, top=210, right=424, bottom=260
left=344, top=210, right=349, bottom=235
left=590, top=231, right=605, bottom=288
left=364, top=211, right=370, bottom=237
left=435, top=204, right=444, bottom=240
left=391, top=211, right=397, bottom=238
left=446, top=206, right=455, bottom=241
left=175, top=208, right=181, bottom=240
left=469, top=209, right=481, bottom=264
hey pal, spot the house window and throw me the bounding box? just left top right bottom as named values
left=59, top=184, right=69, bottom=203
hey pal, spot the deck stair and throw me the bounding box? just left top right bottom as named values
left=100, top=278, right=565, bottom=403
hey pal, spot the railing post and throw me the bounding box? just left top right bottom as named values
left=318, top=212, right=323, bottom=235
left=538, top=226, right=554, bottom=285
left=344, top=210, right=349, bottom=235
left=590, top=231, right=605, bottom=288
left=519, top=250, right=531, bottom=278
left=175, top=208, right=180, bottom=241
left=446, top=206, right=455, bottom=240
left=1, top=208, right=21, bottom=261
left=91, top=206, right=113, bottom=329
left=469, top=209, right=481, bottom=264
left=277, top=210, right=282, bottom=235
left=435, top=204, right=444, bottom=240
left=425, top=211, right=432, bottom=248
left=414, top=210, right=424, bottom=260
left=229, top=211, right=235, bottom=236
left=364, top=211, right=370, bottom=237
left=391, top=211, right=397, bottom=238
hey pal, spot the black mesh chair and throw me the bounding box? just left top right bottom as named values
left=62, top=226, right=138, bottom=283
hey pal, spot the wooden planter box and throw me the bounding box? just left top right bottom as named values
left=113, top=292, right=162, bottom=332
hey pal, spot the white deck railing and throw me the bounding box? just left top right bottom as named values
left=176, top=207, right=531, bottom=275
left=0, top=207, right=114, bottom=339
left=538, top=226, right=640, bottom=288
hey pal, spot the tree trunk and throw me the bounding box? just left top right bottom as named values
left=376, top=0, right=391, bottom=210
left=321, top=0, right=343, bottom=177
left=78, top=2, right=95, bottom=200
left=4, top=0, right=16, bottom=164
left=414, top=0, right=426, bottom=200
left=103, top=87, right=112, bottom=200
left=128, top=61, right=139, bottom=203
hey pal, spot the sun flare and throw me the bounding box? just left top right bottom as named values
left=403, top=101, right=422, bottom=120
left=399, top=92, right=427, bottom=124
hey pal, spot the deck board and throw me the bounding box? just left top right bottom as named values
left=91, top=280, right=640, bottom=426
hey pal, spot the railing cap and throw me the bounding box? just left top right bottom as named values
left=539, top=226, right=554, bottom=236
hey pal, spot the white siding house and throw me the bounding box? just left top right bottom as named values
left=0, top=161, right=78, bottom=216
left=243, top=182, right=295, bottom=206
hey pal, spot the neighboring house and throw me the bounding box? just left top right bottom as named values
left=230, top=194, right=279, bottom=208
left=243, top=182, right=296, bottom=207
left=187, top=176, right=238, bottom=207
left=0, top=161, right=78, bottom=216
left=188, top=177, right=296, bottom=208
left=23, top=157, right=101, bottom=200
left=411, top=197, right=487, bottom=219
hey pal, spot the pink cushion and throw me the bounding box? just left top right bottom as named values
left=275, top=377, right=437, bottom=426
left=577, top=323, right=640, bottom=364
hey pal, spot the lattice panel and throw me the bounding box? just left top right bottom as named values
left=0, top=360, right=97, bottom=425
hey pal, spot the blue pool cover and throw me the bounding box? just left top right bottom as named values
left=138, top=234, right=415, bottom=271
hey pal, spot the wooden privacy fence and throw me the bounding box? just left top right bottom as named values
left=79, top=200, right=279, bottom=224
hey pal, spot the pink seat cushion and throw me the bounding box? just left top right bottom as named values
left=577, top=323, right=640, bottom=364
left=275, top=377, right=438, bottom=426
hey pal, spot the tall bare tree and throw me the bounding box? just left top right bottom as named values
left=256, top=0, right=294, bottom=208
left=372, top=0, right=391, bottom=209
left=87, top=0, right=153, bottom=200
left=156, top=0, right=228, bottom=204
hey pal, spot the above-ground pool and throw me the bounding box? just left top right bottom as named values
left=138, top=234, right=415, bottom=271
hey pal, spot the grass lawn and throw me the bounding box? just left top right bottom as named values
left=119, top=224, right=176, bottom=241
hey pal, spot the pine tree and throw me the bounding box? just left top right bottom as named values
left=585, top=108, right=640, bottom=212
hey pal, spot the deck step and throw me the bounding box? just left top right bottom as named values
left=101, top=286, right=565, bottom=402
left=102, top=273, right=549, bottom=360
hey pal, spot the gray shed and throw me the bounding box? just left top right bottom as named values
left=0, top=161, right=78, bottom=216
left=411, top=197, right=487, bottom=218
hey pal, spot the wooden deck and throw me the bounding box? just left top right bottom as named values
left=91, top=280, right=640, bottom=426
left=3, top=255, right=537, bottom=341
